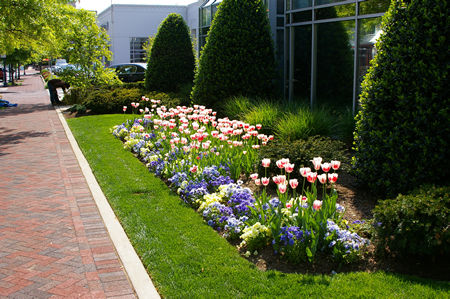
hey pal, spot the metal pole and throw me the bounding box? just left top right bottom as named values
left=352, top=1, right=360, bottom=116
left=310, top=0, right=316, bottom=109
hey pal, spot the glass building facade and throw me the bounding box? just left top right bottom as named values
left=130, top=37, right=148, bottom=63
left=198, top=0, right=389, bottom=112
left=285, top=0, right=390, bottom=112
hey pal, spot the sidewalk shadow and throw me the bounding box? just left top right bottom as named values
left=0, top=129, right=51, bottom=156
left=0, top=103, right=52, bottom=116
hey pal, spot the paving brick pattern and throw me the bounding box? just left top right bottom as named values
left=0, top=71, right=136, bottom=298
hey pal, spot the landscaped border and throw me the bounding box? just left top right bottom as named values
left=66, top=113, right=450, bottom=297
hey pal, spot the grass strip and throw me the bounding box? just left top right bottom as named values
left=68, top=114, right=449, bottom=298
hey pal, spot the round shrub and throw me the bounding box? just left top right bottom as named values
left=353, top=0, right=449, bottom=196
left=191, top=0, right=277, bottom=111
left=373, top=185, right=450, bottom=258
left=145, top=13, right=195, bottom=92
left=84, top=88, right=142, bottom=114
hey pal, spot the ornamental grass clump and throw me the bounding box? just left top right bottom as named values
left=111, top=99, right=368, bottom=264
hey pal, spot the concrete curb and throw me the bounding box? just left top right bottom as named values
left=55, top=107, right=161, bottom=299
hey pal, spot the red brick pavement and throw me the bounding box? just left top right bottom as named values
left=0, top=71, right=136, bottom=298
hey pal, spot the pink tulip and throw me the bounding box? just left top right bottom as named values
left=278, top=175, right=286, bottom=185
left=273, top=176, right=281, bottom=185
left=190, top=165, right=198, bottom=173
left=289, top=179, right=298, bottom=189
left=331, top=160, right=341, bottom=171
left=307, top=172, right=317, bottom=183
left=318, top=174, right=327, bottom=184
left=321, top=163, right=331, bottom=173
left=301, top=196, right=308, bottom=204
left=261, top=159, right=271, bottom=168
left=285, top=163, right=295, bottom=173
left=313, top=200, right=322, bottom=211
left=261, top=177, right=270, bottom=186
left=286, top=202, right=292, bottom=208
left=328, top=173, right=338, bottom=183
left=276, top=159, right=285, bottom=169
left=123, top=106, right=127, bottom=112
left=311, top=157, right=323, bottom=170
left=278, top=183, right=287, bottom=194
left=254, top=179, right=261, bottom=186
left=299, top=167, right=311, bottom=177
left=250, top=173, right=259, bottom=180
left=256, top=124, right=262, bottom=130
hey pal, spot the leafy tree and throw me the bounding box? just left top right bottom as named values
left=58, top=7, right=119, bottom=88
left=353, top=0, right=449, bottom=196
left=0, top=0, right=75, bottom=54
left=191, top=0, right=276, bottom=110
left=145, top=13, right=195, bottom=92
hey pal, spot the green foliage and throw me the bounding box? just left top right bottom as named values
left=67, top=104, right=87, bottom=115
left=58, top=8, right=120, bottom=88
left=335, top=107, right=356, bottom=146
left=191, top=0, right=277, bottom=110
left=353, top=0, right=450, bottom=196
left=63, top=84, right=188, bottom=114
left=145, top=13, right=195, bottom=92
left=63, top=86, right=88, bottom=105
left=223, top=96, right=255, bottom=120
left=275, top=107, right=336, bottom=142
left=259, top=136, right=351, bottom=177
left=143, top=90, right=189, bottom=108
left=242, top=101, right=281, bottom=135
left=373, top=185, right=450, bottom=258
left=83, top=88, right=142, bottom=114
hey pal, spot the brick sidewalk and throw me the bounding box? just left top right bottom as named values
left=0, top=72, right=136, bottom=298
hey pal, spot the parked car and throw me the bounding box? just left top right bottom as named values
left=109, top=63, right=147, bottom=83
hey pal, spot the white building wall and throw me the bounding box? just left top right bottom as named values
left=97, top=4, right=198, bottom=65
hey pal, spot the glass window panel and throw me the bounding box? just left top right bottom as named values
left=315, top=3, right=355, bottom=20
left=286, top=13, right=291, bottom=24
left=359, top=0, right=390, bottom=15
left=293, top=0, right=311, bottom=10
left=277, top=0, right=284, bottom=14
left=316, top=0, right=349, bottom=5
left=277, top=17, right=285, bottom=27
left=293, top=10, right=312, bottom=23
left=358, top=17, right=382, bottom=91
left=286, top=0, right=291, bottom=11
left=212, top=4, right=218, bottom=18
left=316, top=20, right=355, bottom=106
left=293, top=25, right=312, bottom=102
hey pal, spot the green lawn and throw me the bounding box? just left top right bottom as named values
left=68, top=114, right=449, bottom=298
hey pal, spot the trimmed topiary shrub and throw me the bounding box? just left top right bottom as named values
left=373, top=185, right=450, bottom=259
left=191, top=0, right=277, bottom=110
left=145, top=13, right=195, bottom=92
left=353, top=0, right=449, bottom=196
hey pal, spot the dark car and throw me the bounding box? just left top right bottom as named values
left=109, top=63, right=147, bottom=83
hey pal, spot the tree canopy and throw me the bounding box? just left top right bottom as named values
left=0, top=0, right=118, bottom=87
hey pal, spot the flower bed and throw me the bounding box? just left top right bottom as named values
left=112, top=98, right=368, bottom=263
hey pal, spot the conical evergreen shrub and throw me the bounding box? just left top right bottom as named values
left=145, top=13, right=195, bottom=92
left=353, top=0, right=449, bottom=196
left=191, top=0, right=277, bottom=110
